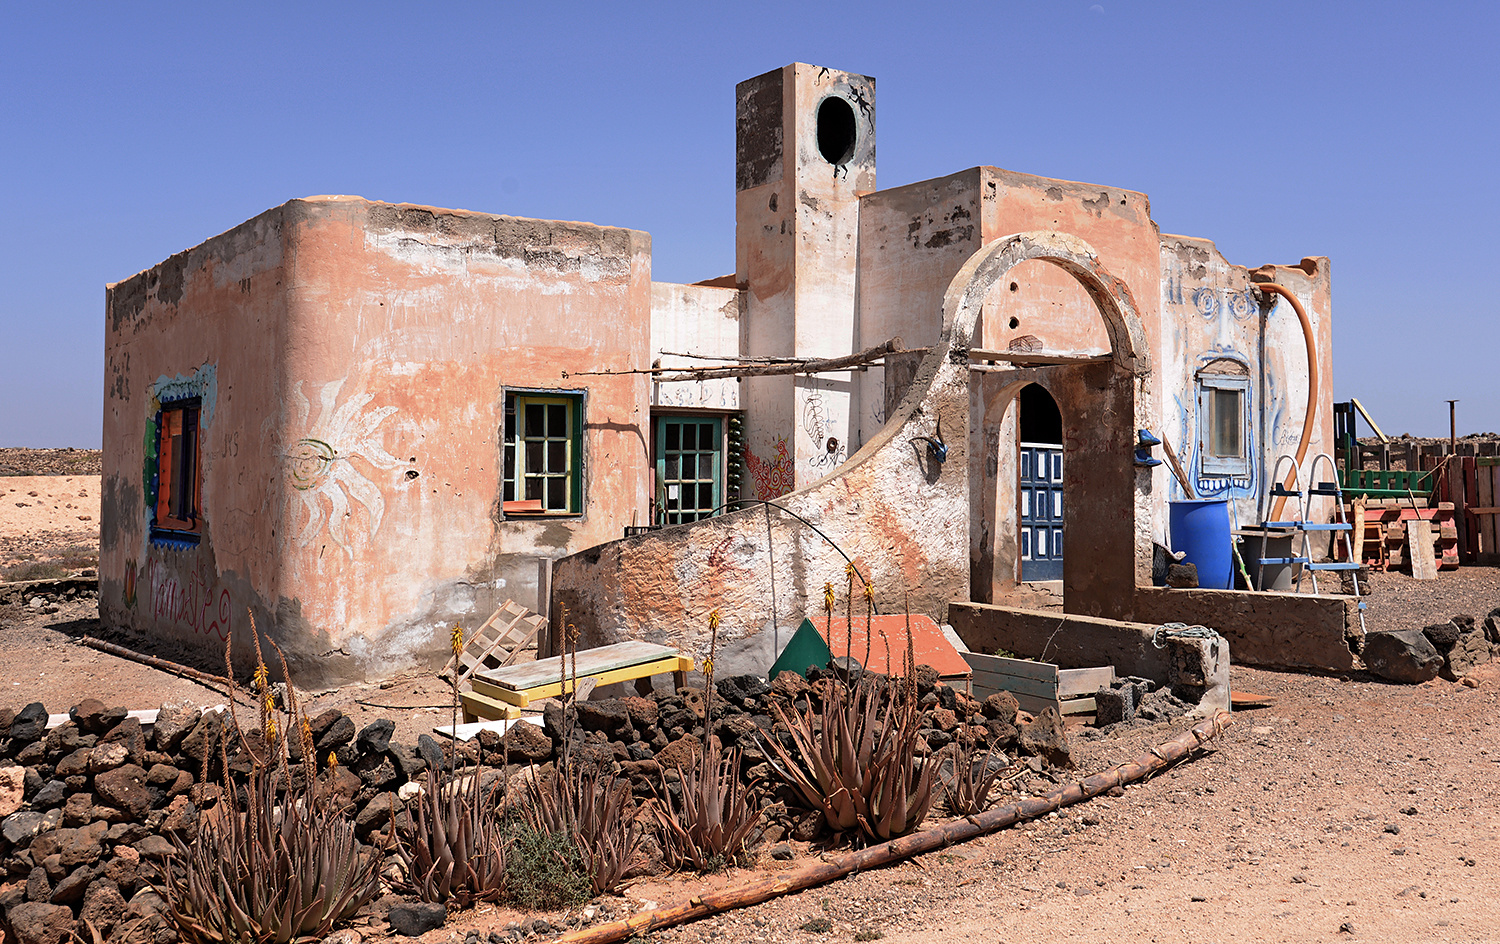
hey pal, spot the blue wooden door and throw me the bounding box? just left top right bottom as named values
left=1019, top=442, right=1064, bottom=581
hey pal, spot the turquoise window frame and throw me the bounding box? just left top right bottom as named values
left=654, top=415, right=723, bottom=525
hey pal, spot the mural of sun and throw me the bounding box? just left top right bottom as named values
left=288, top=379, right=403, bottom=553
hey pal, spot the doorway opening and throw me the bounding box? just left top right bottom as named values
left=1018, top=384, right=1063, bottom=581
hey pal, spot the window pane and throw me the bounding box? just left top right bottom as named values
left=682, top=424, right=697, bottom=450
left=526, top=441, right=543, bottom=471
left=548, top=404, right=567, bottom=438
left=524, top=476, right=542, bottom=500
left=525, top=403, right=544, bottom=437
left=665, top=423, right=679, bottom=451
left=547, top=476, right=566, bottom=509
left=1212, top=390, right=1241, bottom=457
left=698, top=483, right=714, bottom=508
left=547, top=441, right=566, bottom=473
left=665, top=456, right=679, bottom=479
left=699, top=454, right=715, bottom=479
left=700, top=423, right=714, bottom=447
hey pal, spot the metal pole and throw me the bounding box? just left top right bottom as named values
left=1448, top=399, right=1459, bottom=456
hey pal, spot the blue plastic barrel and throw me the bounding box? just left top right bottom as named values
left=1169, top=499, right=1232, bottom=590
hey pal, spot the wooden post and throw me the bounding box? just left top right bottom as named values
left=1407, top=520, right=1438, bottom=580
left=1463, top=456, right=1479, bottom=563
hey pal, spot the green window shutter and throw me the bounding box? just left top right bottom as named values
left=654, top=415, right=723, bottom=525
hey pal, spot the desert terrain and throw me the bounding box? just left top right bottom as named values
left=2, top=449, right=1498, bottom=943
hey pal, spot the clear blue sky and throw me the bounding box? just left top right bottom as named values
left=3, top=1, right=1494, bottom=447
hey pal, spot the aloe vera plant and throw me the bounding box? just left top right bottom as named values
left=162, top=764, right=381, bottom=944
left=520, top=763, right=644, bottom=895
left=651, top=742, right=762, bottom=871
left=763, top=674, right=938, bottom=843
left=395, top=764, right=509, bottom=907
left=938, top=738, right=1012, bottom=816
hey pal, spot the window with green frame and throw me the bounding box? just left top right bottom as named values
left=503, top=392, right=583, bottom=514
left=655, top=415, right=722, bottom=525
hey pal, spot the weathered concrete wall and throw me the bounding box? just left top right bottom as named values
left=949, top=601, right=1229, bottom=716
left=103, top=206, right=291, bottom=674
left=1132, top=585, right=1358, bottom=672
left=951, top=602, right=1171, bottom=678
left=649, top=282, right=743, bottom=412
left=736, top=64, right=876, bottom=495
left=1159, top=236, right=1335, bottom=539
left=855, top=170, right=984, bottom=447
left=104, top=197, right=653, bottom=685
left=552, top=231, right=1154, bottom=674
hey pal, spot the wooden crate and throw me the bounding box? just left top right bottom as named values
left=962, top=652, right=1113, bottom=716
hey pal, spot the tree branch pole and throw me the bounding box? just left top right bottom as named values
left=78, top=635, right=231, bottom=692
left=549, top=711, right=1234, bottom=944
left=566, top=339, right=915, bottom=384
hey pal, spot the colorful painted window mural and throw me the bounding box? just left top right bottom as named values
left=503, top=392, right=584, bottom=515
left=1198, top=373, right=1250, bottom=477
left=152, top=398, right=201, bottom=538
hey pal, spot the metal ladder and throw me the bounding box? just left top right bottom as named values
left=1257, top=455, right=1315, bottom=592
left=1256, top=453, right=1367, bottom=633
left=1303, top=453, right=1367, bottom=634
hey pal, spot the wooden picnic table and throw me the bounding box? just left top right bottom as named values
left=463, top=640, right=694, bottom=719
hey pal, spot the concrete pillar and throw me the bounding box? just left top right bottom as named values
left=735, top=64, right=875, bottom=492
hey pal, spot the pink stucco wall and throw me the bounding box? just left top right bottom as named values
left=103, top=197, right=652, bottom=685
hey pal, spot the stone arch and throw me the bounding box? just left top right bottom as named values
left=942, top=232, right=1150, bottom=374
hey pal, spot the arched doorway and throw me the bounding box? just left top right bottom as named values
left=1018, top=384, right=1063, bottom=581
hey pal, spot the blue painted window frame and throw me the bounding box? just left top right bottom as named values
left=149, top=395, right=203, bottom=546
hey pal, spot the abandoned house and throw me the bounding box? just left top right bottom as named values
left=101, top=63, right=1351, bottom=688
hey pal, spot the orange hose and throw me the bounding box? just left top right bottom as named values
left=1257, top=282, right=1318, bottom=522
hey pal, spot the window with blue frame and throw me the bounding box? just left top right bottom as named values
left=151, top=397, right=202, bottom=542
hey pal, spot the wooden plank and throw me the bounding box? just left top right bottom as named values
left=1351, top=501, right=1366, bottom=565
left=1057, top=666, right=1115, bottom=698
left=47, top=708, right=166, bottom=730
left=1489, top=467, right=1500, bottom=555
left=474, top=640, right=681, bottom=692
left=458, top=690, right=523, bottom=723
left=471, top=654, right=694, bottom=708
left=968, top=669, right=1059, bottom=702
left=435, top=715, right=534, bottom=741
left=1008, top=691, right=1059, bottom=715
left=1407, top=519, right=1438, bottom=580
left=962, top=653, right=1059, bottom=684
left=1448, top=458, right=1466, bottom=560
left=1059, top=697, right=1097, bottom=716
left=1464, top=457, right=1479, bottom=563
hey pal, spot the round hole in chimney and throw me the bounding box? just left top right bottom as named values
left=1008, top=316, right=1021, bottom=330
left=816, top=96, right=857, bottom=166
left=1009, top=281, right=1019, bottom=292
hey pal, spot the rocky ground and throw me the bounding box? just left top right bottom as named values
left=1, top=461, right=1499, bottom=942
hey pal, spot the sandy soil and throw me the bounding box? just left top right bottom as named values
left=3, top=462, right=1500, bottom=943
left=0, top=475, right=100, bottom=581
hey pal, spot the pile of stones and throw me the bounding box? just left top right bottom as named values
left=1362, top=608, right=1500, bottom=683
left=0, top=666, right=1070, bottom=943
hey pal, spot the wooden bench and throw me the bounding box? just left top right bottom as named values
left=464, top=640, right=694, bottom=720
